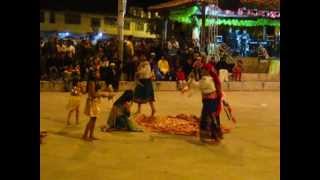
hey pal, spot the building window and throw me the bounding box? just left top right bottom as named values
left=65, top=13, right=81, bottom=24
left=124, top=20, right=130, bottom=30
left=49, top=12, right=55, bottom=23
left=104, top=17, right=116, bottom=26
left=135, top=22, right=144, bottom=31
left=40, top=11, right=45, bottom=23
left=91, top=18, right=101, bottom=27
left=140, top=11, right=145, bottom=18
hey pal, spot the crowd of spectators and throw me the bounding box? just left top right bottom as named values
left=40, top=35, right=243, bottom=91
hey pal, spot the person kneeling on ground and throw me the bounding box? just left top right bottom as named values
left=101, top=90, right=143, bottom=132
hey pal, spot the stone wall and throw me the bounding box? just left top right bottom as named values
left=41, top=73, right=280, bottom=92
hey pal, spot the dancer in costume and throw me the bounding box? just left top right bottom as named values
left=183, top=68, right=223, bottom=143
left=133, top=57, right=156, bottom=117
left=66, top=80, right=81, bottom=125
left=101, top=90, right=142, bottom=132
left=203, top=63, right=237, bottom=132
left=198, top=68, right=223, bottom=143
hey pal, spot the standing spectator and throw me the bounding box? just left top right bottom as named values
left=183, top=58, right=193, bottom=79
left=105, top=62, right=117, bottom=91
left=40, top=38, right=47, bottom=79
left=192, top=56, right=204, bottom=81
left=232, top=59, right=243, bottom=81
left=157, top=56, right=170, bottom=80
left=167, top=36, right=180, bottom=70
left=44, top=37, right=58, bottom=78
left=179, top=45, right=189, bottom=68
left=63, top=66, right=73, bottom=91
left=125, top=36, right=135, bottom=81
left=65, top=40, right=76, bottom=66
left=56, top=39, right=66, bottom=70
left=97, top=47, right=105, bottom=59
left=126, top=36, right=135, bottom=58
left=100, top=57, right=109, bottom=86
left=110, top=55, right=121, bottom=92
left=71, top=65, right=81, bottom=85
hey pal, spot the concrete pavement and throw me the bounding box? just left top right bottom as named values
left=41, top=91, right=280, bottom=180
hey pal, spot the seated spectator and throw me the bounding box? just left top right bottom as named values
left=258, top=45, right=270, bottom=62
left=176, top=67, right=187, bottom=90
left=232, top=59, right=243, bottom=81
left=157, top=56, right=170, bottom=80
left=168, top=69, right=176, bottom=81
left=49, top=66, right=59, bottom=81
left=103, top=62, right=116, bottom=91
left=183, top=58, right=193, bottom=79
left=153, top=64, right=163, bottom=80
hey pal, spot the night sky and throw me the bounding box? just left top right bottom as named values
left=40, top=0, right=171, bottom=14
left=40, top=0, right=241, bottom=13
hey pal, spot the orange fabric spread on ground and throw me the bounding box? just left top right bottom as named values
left=135, top=114, right=231, bottom=136
left=135, top=114, right=199, bottom=136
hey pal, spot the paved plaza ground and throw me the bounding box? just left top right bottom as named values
left=40, top=91, right=279, bottom=180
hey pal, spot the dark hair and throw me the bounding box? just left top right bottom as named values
left=87, top=68, right=97, bottom=81
left=72, top=79, right=79, bottom=87
left=114, top=90, right=134, bottom=106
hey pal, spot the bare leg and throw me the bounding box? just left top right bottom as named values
left=75, top=107, right=79, bottom=125
left=149, top=102, right=156, bottom=117
left=82, top=119, right=92, bottom=140
left=67, top=110, right=73, bottom=125
left=89, top=117, right=98, bottom=140
left=136, top=103, right=141, bottom=114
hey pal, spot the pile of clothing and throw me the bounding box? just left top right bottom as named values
left=135, top=114, right=200, bottom=136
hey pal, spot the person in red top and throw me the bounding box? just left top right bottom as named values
left=192, top=56, right=204, bottom=81
left=176, top=66, right=187, bottom=90
left=232, top=59, right=243, bottom=81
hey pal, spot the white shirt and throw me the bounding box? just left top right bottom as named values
left=65, top=45, right=75, bottom=57
left=56, top=44, right=66, bottom=53
left=167, top=41, right=179, bottom=50
left=137, top=61, right=152, bottom=79
left=199, top=76, right=216, bottom=94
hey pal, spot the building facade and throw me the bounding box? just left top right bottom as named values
left=40, top=8, right=159, bottom=39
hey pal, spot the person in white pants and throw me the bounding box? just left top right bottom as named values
left=219, top=69, right=229, bottom=82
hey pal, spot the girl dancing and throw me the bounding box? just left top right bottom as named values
left=133, top=58, right=156, bottom=117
